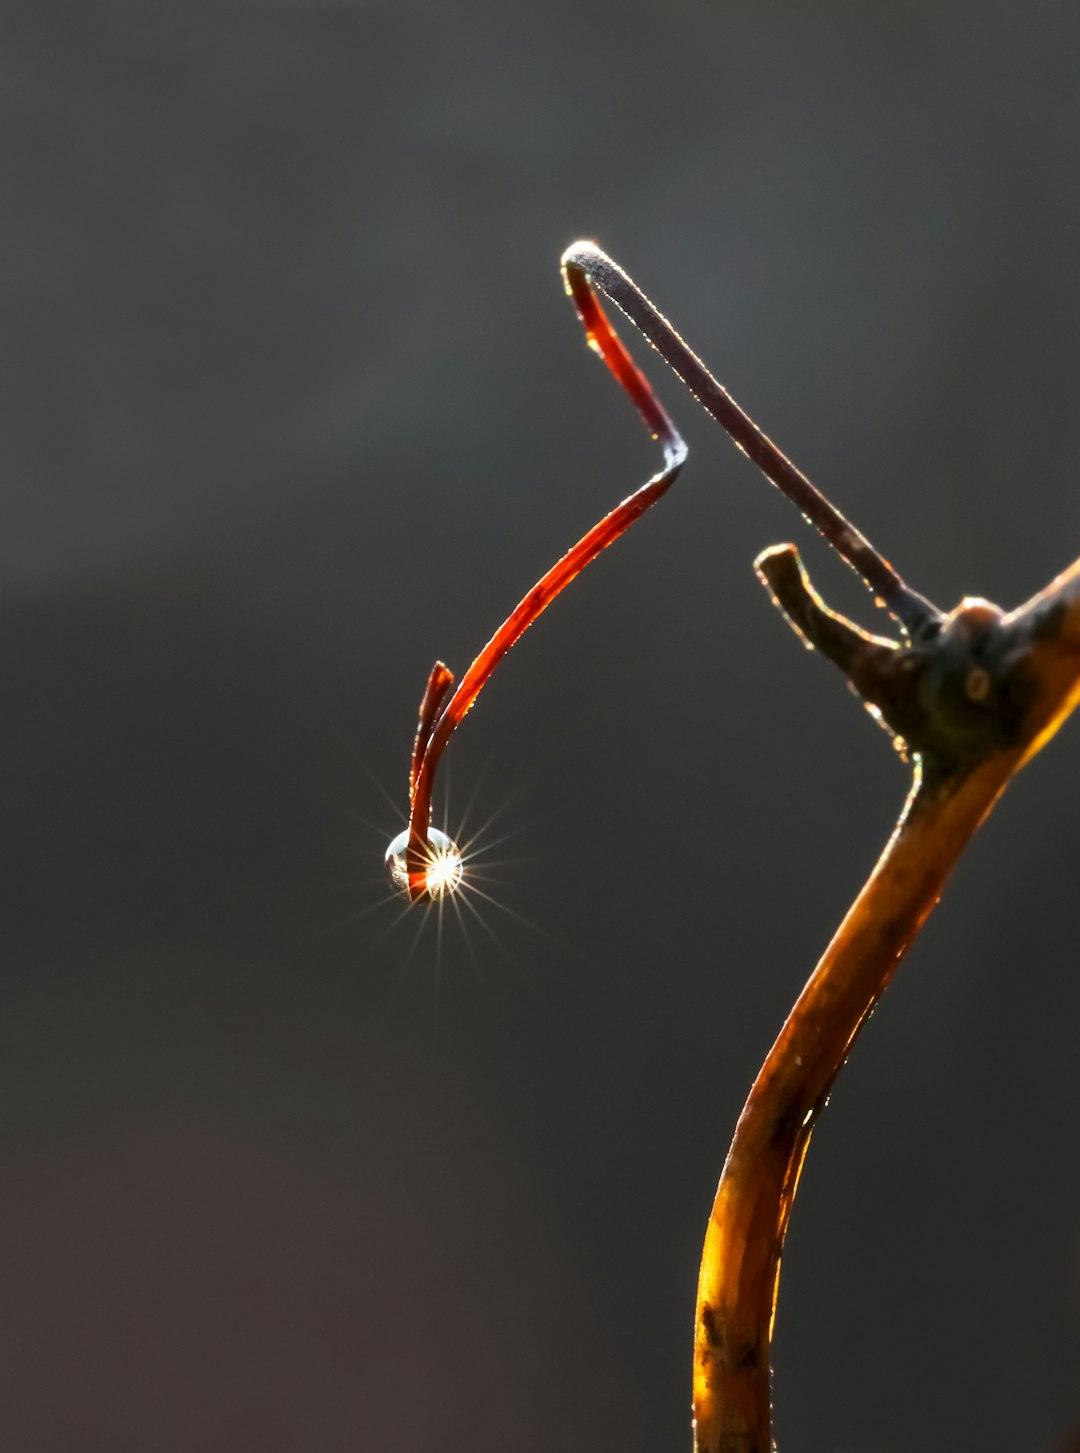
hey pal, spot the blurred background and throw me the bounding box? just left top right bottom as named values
left=3, top=2, right=1080, bottom=1449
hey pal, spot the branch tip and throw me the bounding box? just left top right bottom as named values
left=754, top=541, right=898, bottom=685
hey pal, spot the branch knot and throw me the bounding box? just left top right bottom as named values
left=755, top=544, right=1034, bottom=779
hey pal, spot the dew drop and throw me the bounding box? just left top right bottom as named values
left=385, top=826, right=464, bottom=901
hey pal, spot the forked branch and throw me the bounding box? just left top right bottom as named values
left=694, top=553, right=1080, bottom=1453
left=390, top=244, right=1080, bottom=1450
left=560, top=243, right=942, bottom=636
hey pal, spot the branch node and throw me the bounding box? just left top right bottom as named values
left=754, top=540, right=899, bottom=683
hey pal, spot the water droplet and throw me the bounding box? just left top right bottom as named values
left=385, top=826, right=463, bottom=901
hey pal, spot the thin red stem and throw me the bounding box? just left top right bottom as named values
left=404, top=255, right=688, bottom=896
left=405, top=243, right=940, bottom=896
left=410, top=661, right=454, bottom=810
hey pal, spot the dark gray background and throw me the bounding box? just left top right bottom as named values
left=4, top=3, right=1079, bottom=1449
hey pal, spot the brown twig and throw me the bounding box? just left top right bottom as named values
left=693, top=554, right=1080, bottom=1453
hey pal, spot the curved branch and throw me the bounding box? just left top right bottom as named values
left=692, top=553, right=1080, bottom=1453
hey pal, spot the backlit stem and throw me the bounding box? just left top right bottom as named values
left=405, top=255, right=687, bottom=895
left=693, top=551, right=1080, bottom=1452
left=561, top=243, right=941, bottom=636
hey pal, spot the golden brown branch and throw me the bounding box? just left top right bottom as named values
left=692, top=553, right=1080, bottom=1453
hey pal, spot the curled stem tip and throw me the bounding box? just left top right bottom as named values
left=402, top=251, right=687, bottom=895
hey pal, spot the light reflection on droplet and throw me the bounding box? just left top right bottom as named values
left=385, top=826, right=464, bottom=901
